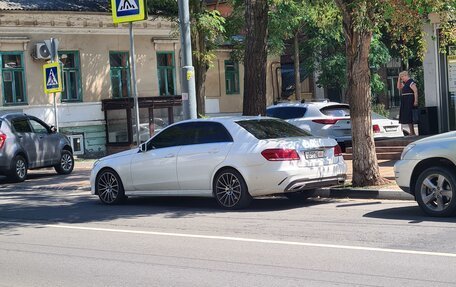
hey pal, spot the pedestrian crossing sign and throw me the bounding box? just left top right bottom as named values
left=43, top=62, right=62, bottom=94
left=111, top=0, right=147, bottom=24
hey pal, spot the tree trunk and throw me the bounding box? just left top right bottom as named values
left=191, top=29, right=206, bottom=116
left=243, top=0, right=269, bottom=116
left=335, top=0, right=387, bottom=187
left=294, top=32, right=301, bottom=101
left=190, top=1, right=206, bottom=117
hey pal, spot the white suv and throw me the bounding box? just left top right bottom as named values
left=266, top=101, right=403, bottom=144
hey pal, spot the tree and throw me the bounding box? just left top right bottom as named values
left=243, top=0, right=269, bottom=116
left=333, top=0, right=455, bottom=186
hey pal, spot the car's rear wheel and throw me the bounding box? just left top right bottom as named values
left=96, top=169, right=125, bottom=205
left=415, top=167, right=456, bottom=217
left=213, top=168, right=252, bottom=209
left=54, top=150, right=74, bottom=175
left=9, top=155, right=27, bottom=182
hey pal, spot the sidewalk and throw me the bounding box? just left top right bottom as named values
left=314, top=159, right=414, bottom=201
left=0, top=159, right=414, bottom=201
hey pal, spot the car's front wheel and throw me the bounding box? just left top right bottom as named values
left=9, top=155, right=27, bottom=182
left=213, top=168, right=252, bottom=209
left=415, top=167, right=456, bottom=217
left=54, top=150, right=74, bottom=175
left=96, top=169, right=125, bottom=205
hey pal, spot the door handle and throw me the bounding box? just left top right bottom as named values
left=208, top=149, right=219, bottom=154
left=164, top=154, right=175, bottom=158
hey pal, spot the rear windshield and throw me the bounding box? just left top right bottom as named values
left=266, top=106, right=307, bottom=120
left=372, top=112, right=387, bottom=120
left=236, top=119, right=311, bottom=140
left=320, top=105, right=350, bottom=117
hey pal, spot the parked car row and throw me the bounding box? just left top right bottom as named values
left=3, top=109, right=455, bottom=217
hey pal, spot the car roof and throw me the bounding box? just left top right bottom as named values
left=267, top=101, right=349, bottom=109
left=0, top=112, right=28, bottom=121
left=176, top=116, right=277, bottom=125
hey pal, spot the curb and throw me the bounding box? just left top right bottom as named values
left=314, top=188, right=414, bottom=201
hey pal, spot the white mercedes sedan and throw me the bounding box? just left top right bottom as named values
left=90, top=117, right=347, bottom=209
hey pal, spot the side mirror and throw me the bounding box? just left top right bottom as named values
left=50, top=126, right=57, bottom=133
left=139, top=143, right=147, bottom=153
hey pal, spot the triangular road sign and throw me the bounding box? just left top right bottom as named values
left=118, top=0, right=138, bottom=12
left=47, top=69, right=58, bottom=86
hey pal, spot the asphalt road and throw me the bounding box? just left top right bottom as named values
left=1, top=174, right=456, bottom=286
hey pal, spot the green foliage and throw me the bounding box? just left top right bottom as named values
left=372, top=103, right=390, bottom=118
left=147, top=0, right=178, bottom=18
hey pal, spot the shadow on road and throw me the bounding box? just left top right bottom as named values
left=0, top=187, right=332, bottom=232
left=363, top=206, right=456, bottom=223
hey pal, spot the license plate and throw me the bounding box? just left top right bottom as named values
left=385, top=127, right=397, bottom=132
left=305, top=150, right=325, bottom=159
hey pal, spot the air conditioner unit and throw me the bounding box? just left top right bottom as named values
left=34, top=43, right=51, bottom=60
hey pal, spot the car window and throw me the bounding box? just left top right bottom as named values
left=320, top=106, right=350, bottom=117
left=266, top=106, right=307, bottom=119
left=12, top=118, right=32, bottom=133
left=147, top=123, right=195, bottom=150
left=372, top=112, right=387, bottom=120
left=29, top=119, right=49, bottom=134
left=236, top=119, right=311, bottom=140
left=193, top=122, right=233, bottom=144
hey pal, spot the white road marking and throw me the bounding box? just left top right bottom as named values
left=42, top=223, right=456, bottom=258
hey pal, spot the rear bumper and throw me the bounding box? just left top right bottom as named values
left=284, top=175, right=346, bottom=192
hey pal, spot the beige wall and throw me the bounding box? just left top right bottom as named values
left=0, top=11, right=179, bottom=106
left=206, top=51, right=278, bottom=113
left=0, top=11, right=279, bottom=116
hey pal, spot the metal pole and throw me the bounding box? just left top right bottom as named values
left=51, top=38, right=59, bottom=132
left=129, top=22, right=141, bottom=146
left=178, top=0, right=197, bottom=119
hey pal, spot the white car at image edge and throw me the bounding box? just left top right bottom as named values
left=394, top=132, right=456, bottom=217
left=90, top=117, right=347, bottom=209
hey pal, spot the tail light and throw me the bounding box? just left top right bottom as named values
left=333, top=145, right=342, bottom=156
left=0, top=132, right=6, bottom=149
left=373, top=124, right=381, bottom=133
left=312, top=118, right=342, bottom=125
left=261, top=149, right=300, bottom=161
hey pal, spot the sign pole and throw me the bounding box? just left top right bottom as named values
left=178, top=0, right=197, bottom=120
left=51, top=38, right=59, bottom=132
left=129, top=22, right=141, bottom=146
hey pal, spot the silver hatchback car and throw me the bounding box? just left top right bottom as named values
left=0, top=113, right=74, bottom=182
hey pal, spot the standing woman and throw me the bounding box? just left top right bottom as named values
left=397, top=71, right=418, bottom=136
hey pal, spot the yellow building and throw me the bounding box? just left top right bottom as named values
left=0, top=0, right=277, bottom=156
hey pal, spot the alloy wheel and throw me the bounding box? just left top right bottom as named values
left=61, top=153, right=73, bottom=172
left=16, top=159, right=26, bottom=179
left=97, top=171, right=121, bottom=204
left=420, top=173, right=453, bottom=212
left=215, top=172, right=242, bottom=208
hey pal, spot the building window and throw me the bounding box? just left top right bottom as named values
left=67, top=134, right=84, bottom=155
left=157, top=52, right=176, bottom=96
left=1, top=53, right=26, bottom=105
left=110, top=52, right=130, bottom=98
left=59, top=51, right=82, bottom=102
left=225, top=60, right=240, bottom=94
